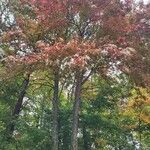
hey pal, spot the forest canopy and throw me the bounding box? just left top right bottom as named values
left=0, top=0, right=150, bottom=150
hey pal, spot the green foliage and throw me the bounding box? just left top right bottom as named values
left=0, top=0, right=150, bottom=149
left=0, top=72, right=149, bottom=149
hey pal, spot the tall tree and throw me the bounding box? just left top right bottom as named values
left=1, top=0, right=150, bottom=150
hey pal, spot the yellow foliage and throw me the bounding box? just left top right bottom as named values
left=121, top=87, right=150, bottom=124
left=140, top=113, right=150, bottom=124
left=96, top=138, right=107, bottom=147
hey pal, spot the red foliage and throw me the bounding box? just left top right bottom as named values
left=3, top=0, right=150, bottom=83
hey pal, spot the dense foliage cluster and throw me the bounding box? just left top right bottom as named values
left=0, top=0, right=150, bottom=150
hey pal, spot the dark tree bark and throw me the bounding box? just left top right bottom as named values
left=7, top=73, right=30, bottom=136
left=71, top=72, right=83, bottom=150
left=82, top=121, right=91, bottom=150
left=52, top=70, right=59, bottom=150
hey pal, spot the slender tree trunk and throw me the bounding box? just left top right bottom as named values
left=138, top=117, right=142, bottom=149
left=7, top=73, right=30, bottom=136
left=52, top=70, right=59, bottom=150
left=71, top=72, right=82, bottom=150
left=82, top=121, right=91, bottom=150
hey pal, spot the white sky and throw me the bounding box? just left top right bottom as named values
left=144, top=0, right=150, bottom=3
left=138, top=0, right=150, bottom=4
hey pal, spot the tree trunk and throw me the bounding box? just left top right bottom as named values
left=8, top=73, right=30, bottom=136
left=82, top=121, right=91, bottom=150
left=52, top=70, right=59, bottom=150
left=71, top=72, right=82, bottom=150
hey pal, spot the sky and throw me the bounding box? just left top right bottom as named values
left=144, top=0, right=150, bottom=3
left=138, top=0, right=150, bottom=4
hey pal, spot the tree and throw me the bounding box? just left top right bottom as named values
left=1, top=0, right=150, bottom=150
